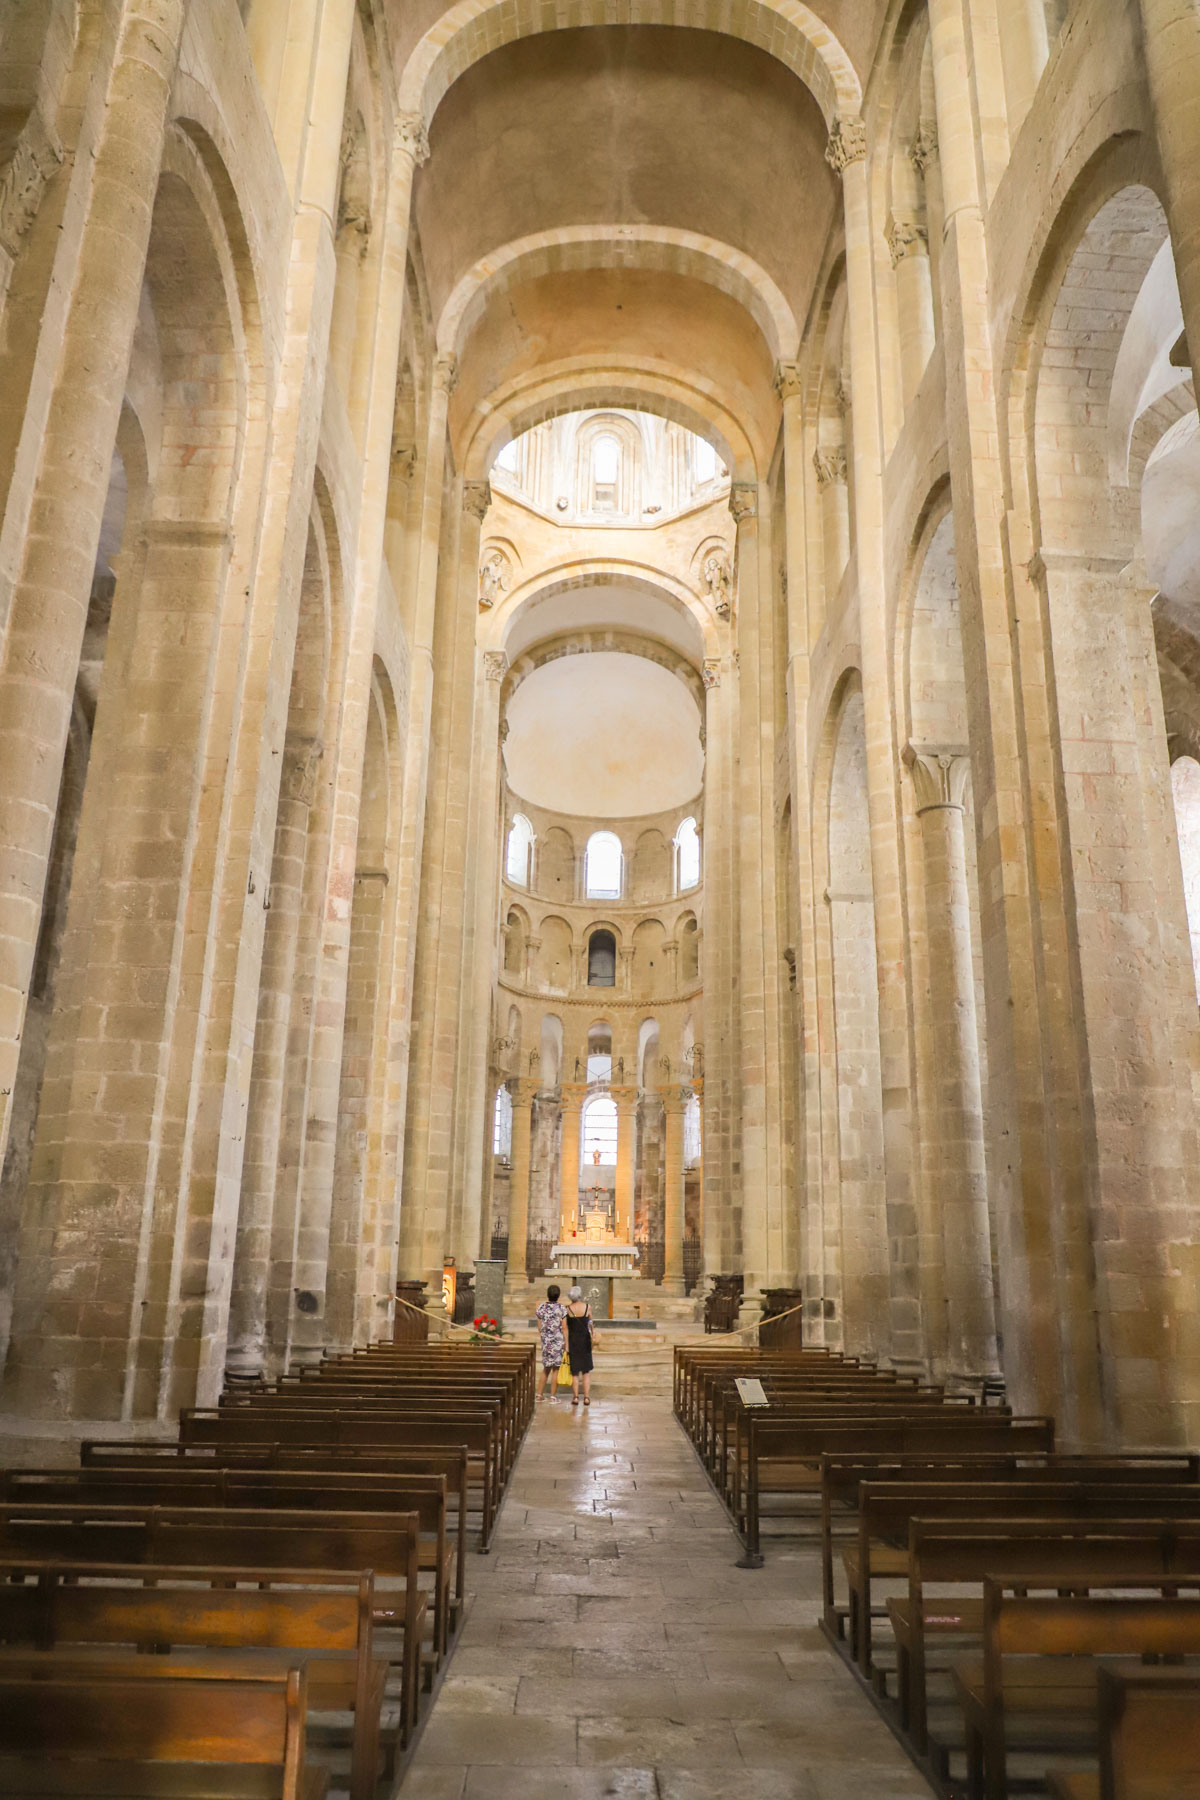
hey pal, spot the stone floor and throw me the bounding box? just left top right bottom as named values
left=401, top=1341, right=934, bottom=1800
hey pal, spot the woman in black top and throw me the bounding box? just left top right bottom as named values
left=565, top=1284, right=594, bottom=1406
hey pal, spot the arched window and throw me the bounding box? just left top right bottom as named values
left=585, top=830, right=622, bottom=899
left=693, top=438, right=719, bottom=486
left=683, top=1092, right=702, bottom=1168
left=493, top=1084, right=513, bottom=1159
left=587, top=929, right=616, bottom=987
left=587, top=1021, right=612, bottom=1084
left=506, top=814, right=534, bottom=886
left=675, top=816, right=700, bottom=891
left=1172, top=756, right=1200, bottom=999
left=581, top=1094, right=618, bottom=1164
left=495, top=439, right=519, bottom=474
left=592, top=434, right=620, bottom=510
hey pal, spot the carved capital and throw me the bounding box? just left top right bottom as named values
left=396, top=112, right=430, bottom=166
left=905, top=743, right=971, bottom=813
left=825, top=115, right=868, bottom=174
left=483, top=650, right=509, bottom=683
left=281, top=734, right=324, bottom=807
left=729, top=482, right=757, bottom=525
left=463, top=479, right=491, bottom=521
left=813, top=444, right=848, bottom=487
left=773, top=360, right=804, bottom=402
left=885, top=213, right=928, bottom=267
left=434, top=354, right=458, bottom=396
left=0, top=110, right=63, bottom=259
left=702, top=659, right=721, bottom=690
left=391, top=444, right=418, bottom=483
left=910, top=123, right=939, bottom=175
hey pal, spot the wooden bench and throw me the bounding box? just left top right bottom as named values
left=0, top=1503, right=427, bottom=1746
left=0, top=1562, right=384, bottom=1800
left=844, top=1481, right=1200, bottom=1677
left=0, top=1662, right=323, bottom=1799
left=953, top=1578, right=1200, bottom=1800
left=1047, top=1668, right=1200, bottom=1800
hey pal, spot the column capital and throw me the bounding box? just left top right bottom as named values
left=560, top=1083, right=587, bottom=1110
left=395, top=112, right=430, bottom=166
left=825, top=114, right=868, bottom=173
left=772, top=360, right=804, bottom=402
left=662, top=1084, right=692, bottom=1114
left=434, top=354, right=458, bottom=396
left=463, top=479, right=491, bottom=521
left=729, top=482, right=757, bottom=524
left=905, top=742, right=971, bottom=813
left=611, top=1086, right=640, bottom=1113
left=813, top=444, right=848, bottom=487
left=509, top=1075, right=538, bottom=1103
left=702, top=658, right=721, bottom=689
left=885, top=212, right=929, bottom=267
left=910, top=122, right=938, bottom=175
left=482, top=650, right=508, bottom=683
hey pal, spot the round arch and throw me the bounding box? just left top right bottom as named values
left=398, top=0, right=861, bottom=132
left=436, top=226, right=800, bottom=365
left=488, top=566, right=720, bottom=664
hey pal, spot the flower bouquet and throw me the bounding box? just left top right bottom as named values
left=469, top=1315, right=503, bottom=1344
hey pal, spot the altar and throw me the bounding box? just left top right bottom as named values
left=552, top=1209, right=638, bottom=1317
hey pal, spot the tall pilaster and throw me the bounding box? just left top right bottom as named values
left=505, top=1076, right=536, bottom=1285
left=906, top=746, right=998, bottom=1383
left=700, top=656, right=737, bottom=1277
left=558, top=1086, right=585, bottom=1241
left=0, top=0, right=188, bottom=1187
left=613, top=1088, right=638, bottom=1244
left=885, top=216, right=935, bottom=408
left=662, top=1085, right=690, bottom=1291
left=826, top=114, right=918, bottom=1368
left=812, top=445, right=850, bottom=594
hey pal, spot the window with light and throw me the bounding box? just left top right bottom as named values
left=581, top=1095, right=618, bottom=1164
left=506, top=814, right=534, bottom=886
left=493, top=1084, right=513, bottom=1159
left=585, top=830, right=622, bottom=899
left=592, top=434, right=620, bottom=510
left=675, top=817, right=700, bottom=891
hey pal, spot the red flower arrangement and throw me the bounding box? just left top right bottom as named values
left=469, top=1316, right=503, bottom=1343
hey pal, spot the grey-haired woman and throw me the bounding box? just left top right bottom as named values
left=565, top=1284, right=594, bottom=1406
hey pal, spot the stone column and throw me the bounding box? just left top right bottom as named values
left=886, top=216, right=935, bottom=408
left=505, top=1076, right=536, bottom=1286
left=1138, top=0, right=1200, bottom=372
left=998, top=0, right=1050, bottom=140
left=700, top=657, right=736, bottom=1277
left=0, top=0, right=188, bottom=1180
left=227, top=733, right=323, bottom=1378
left=613, top=1087, right=638, bottom=1243
left=662, top=1085, right=689, bottom=1292
left=925, top=0, right=1097, bottom=1432
left=392, top=353, right=457, bottom=1287
left=813, top=446, right=850, bottom=594
left=558, top=1085, right=584, bottom=1240
left=906, top=746, right=998, bottom=1383
left=827, top=113, right=919, bottom=1370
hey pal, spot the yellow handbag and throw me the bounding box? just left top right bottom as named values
left=556, top=1354, right=572, bottom=1388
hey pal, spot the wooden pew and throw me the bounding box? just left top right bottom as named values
left=81, top=1440, right=472, bottom=1606
left=844, top=1481, right=1200, bottom=1677
left=0, top=1663, right=323, bottom=1799
left=2, top=1465, right=456, bottom=1663
left=739, top=1415, right=1057, bottom=1559
left=1047, top=1668, right=1200, bottom=1800
left=817, top=1453, right=1200, bottom=1633
left=0, top=1563, right=384, bottom=1800
left=0, top=1503, right=427, bottom=1746
left=953, top=1578, right=1200, bottom=1800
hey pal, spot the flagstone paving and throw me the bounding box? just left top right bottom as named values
left=401, top=1342, right=933, bottom=1800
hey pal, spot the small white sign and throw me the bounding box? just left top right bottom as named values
left=734, top=1378, right=769, bottom=1408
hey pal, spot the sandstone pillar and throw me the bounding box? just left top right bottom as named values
left=827, top=115, right=918, bottom=1368
left=998, top=0, right=1049, bottom=138
left=558, top=1086, right=584, bottom=1241
left=926, top=0, right=1097, bottom=1432
left=1138, top=0, right=1200, bottom=375
left=505, top=1077, right=537, bottom=1285
left=453, top=648, right=511, bottom=1267
left=613, top=1088, right=638, bottom=1244
left=700, top=657, right=737, bottom=1278
left=392, top=354, right=458, bottom=1290
left=0, top=0, right=187, bottom=1183
left=662, top=1085, right=689, bottom=1291
left=886, top=218, right=935, bottom=408
left=405, top=479, right=492, bottom=1292
left=907, top=746, right=999, bottom=1383
left=813, top=446, right=850, bottom=594
left=227, top=734, right=323, bottom=1378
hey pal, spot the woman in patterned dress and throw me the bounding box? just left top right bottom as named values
left=535, top=1283, right=568, bottom=1400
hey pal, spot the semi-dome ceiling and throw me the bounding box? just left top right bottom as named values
left=504, top=650, right=703, bottom=816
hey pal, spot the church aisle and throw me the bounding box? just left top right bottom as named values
left=402, top=1341, right=932, bottom=1800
